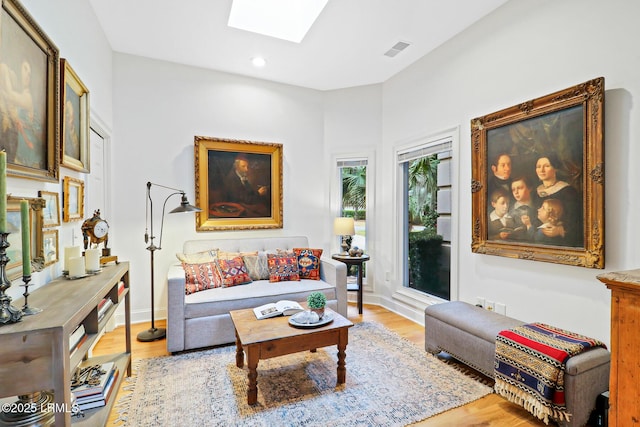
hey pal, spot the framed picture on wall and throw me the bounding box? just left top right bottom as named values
left=470, top=77, right=604, bottom=269
left=63, top=176, right=84, bottom=222
left=42, top=228, right=58, bottom=266
left=0, top=0, right=60, bottom=182
left=60, top=59, right=90, bottom=172
left=194, top=136, right=283, bottom=231
left=6, top=195, right=45, bottom=279
left=38, top=190, right=60, bottom=227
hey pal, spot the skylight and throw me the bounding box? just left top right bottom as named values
left=228, top=0, right=328, bottom=43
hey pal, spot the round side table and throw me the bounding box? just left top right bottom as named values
left=331, top=254, right=370, bottom=314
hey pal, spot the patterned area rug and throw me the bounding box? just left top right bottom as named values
left=114, top=322, right=491, bottom=426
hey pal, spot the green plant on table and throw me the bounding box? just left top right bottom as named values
left=307, top=292, right=326, bottom=309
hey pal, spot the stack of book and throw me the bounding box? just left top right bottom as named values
left=71, top=362, right=119, bottom=411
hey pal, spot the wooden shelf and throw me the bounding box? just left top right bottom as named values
left=0, top=262, right=131, bottom=426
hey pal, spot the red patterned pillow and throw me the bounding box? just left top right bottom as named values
left=267, top=253, right=300, bottom=282
left=293, top=248, right=323, bottom=280
left=182, top=262, right=223, bottom=294
left=216, top=256, right=252, bottom=287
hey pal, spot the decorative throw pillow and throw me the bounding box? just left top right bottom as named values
left=216, top=256, right=252, bottom=287
left=176, top=249, right=217, bottom=264
left=267, top=253, right=300, bottom=282
left=293, top=248, right=323, bottom=280
left=242, top=253, right=270, bottom=280
left=218, top=250, right=258, bottom=260
left=182, top=261, right=223, bottom=294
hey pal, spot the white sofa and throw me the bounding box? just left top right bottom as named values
left=167, top=236, right=347, bottom=353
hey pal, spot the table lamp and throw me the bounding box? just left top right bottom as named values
left=333, top=217, right=355, bottom=255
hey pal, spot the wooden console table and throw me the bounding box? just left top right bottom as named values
left=0, top=262, right=131, bottom=426
left=597, top=268, right=640, bottom=427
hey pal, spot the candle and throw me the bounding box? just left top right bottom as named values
left=64, top=246, right=81, bottom=272
left=0, top=151, right=6, bottom=233
left=68, top=256, right=85, bottom=278
left=85, top=248, right=101, bottom=272
left=20, top=199, right=30, bottom=276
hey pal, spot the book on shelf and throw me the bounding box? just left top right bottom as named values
left=71, top=362, right=115, bottom=399
left=69, top=324, right=86, bottom=351
left=70, top=334, right=88, bottom=357
left=76, top=368, right=119, bottom=410
left=98, top=298, right=114, bottom=322
left=117, top=280, right=126, bottom=296
left=253, top=300, right=304, bottom=319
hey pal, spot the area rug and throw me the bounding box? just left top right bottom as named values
left=114, top=322, right=491, bottom=426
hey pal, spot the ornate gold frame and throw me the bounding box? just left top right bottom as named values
left=6, top=195, right=45, bottom=279
left=62, top=176, right=84, bottom=222
left=1, top=0, right=60, bottom=182
left=471, top=77, right=604, bottom=268
left=38, top=190, right=60, bottom=227
left=194, top=136, right=283, bottom=231
left=60, top=58, right=90, bottom=172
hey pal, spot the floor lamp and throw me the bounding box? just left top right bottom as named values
left=137, top=181, right=201, bottom=342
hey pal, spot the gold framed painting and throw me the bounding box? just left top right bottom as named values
left=42, top=228, right=58, bottom=266
left=60, top=58, right=90, bottom=172
left=6, top=195, right=45, bottom=279
left=194, top=136, right=283, bottom=231
left=38, top=190, right=60, bottom=227
left=470, top=77, right=604, bottom=269
left=0, top=0, right=60, bottom=182
left=62, top=176, right=84, bottom=222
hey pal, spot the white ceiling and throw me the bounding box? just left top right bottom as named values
left=88, top=0, right=509, bottom=91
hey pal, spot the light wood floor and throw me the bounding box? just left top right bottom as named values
left=93, top=303, right=548, bottom=427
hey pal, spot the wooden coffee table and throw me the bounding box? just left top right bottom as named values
left=229, top=306, right=353, bottom=405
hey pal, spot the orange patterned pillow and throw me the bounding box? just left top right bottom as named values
left=267, top=253, right=300, bottom=282
left=182, top=262, right=223, bottom=294
left=293, top=248, right=323, bottom=280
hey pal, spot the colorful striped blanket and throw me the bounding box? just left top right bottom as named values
left=494, top=323, right=605, bottom=424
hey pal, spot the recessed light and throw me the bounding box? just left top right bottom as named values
left=251, top=56, right=266, bottom=68
left=229, top=0, right=328, bottom=43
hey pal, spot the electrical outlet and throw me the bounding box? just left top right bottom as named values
left=485, top=300, right=495, bottom=311
left=476, top=297, right=485, bottom=308
left=495, top=303, right=506, bottom=315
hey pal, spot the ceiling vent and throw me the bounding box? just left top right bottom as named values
left=384, top=41, right=411, bottom=58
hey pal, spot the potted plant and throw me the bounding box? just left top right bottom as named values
left=307, top=292, right=327, bottom=318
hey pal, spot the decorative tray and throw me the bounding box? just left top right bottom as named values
left=289, top=311, right=334, bottom=329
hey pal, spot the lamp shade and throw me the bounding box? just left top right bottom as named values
left=333, top=217, right=355, bottom=236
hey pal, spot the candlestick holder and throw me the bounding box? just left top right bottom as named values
left=19, top=275, right=41, bottom=316
left=0, top=232, right=23, bottom=325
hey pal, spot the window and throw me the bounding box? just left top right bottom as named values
left=397, top=136, right=453, bottom=300
left=332, top=154, right=372, bottom=286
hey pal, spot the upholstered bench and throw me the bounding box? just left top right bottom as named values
left=424, top=301, right=610, bottom=427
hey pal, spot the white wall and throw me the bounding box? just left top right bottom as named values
left=376, top=0, right=640, bottom=346
left=111, top=54, right=327, bottom=323
left=5, top=0, right=112, bottom=299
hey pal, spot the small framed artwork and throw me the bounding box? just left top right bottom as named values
left=0, top=0, right=60, bottom=182
left=42, top=229, right=59, bottom=266
left=60, top=58, right=90, bottom=172
left=194, top=136, right=283, bottom=231
left=63, top=176, right=84, bottom=222
left=6, top=195, right=45, bottom=280
left=470, top=77, right=604, bottom=268
left=38, top=190, right=60, bottom=227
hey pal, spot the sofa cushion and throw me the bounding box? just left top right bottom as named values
left=176, top=249, right=217, bottom=264
left=182, top=262, right=223, bottom=294
left=216, top=256, right=252, bottom=287
left=184, top=279, right=336, bottom=318
left=294, top=248, right=323, bottom=280
left=242, top=253, right=270, bottom=280
left=267, top=253, right=300, bottom=282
